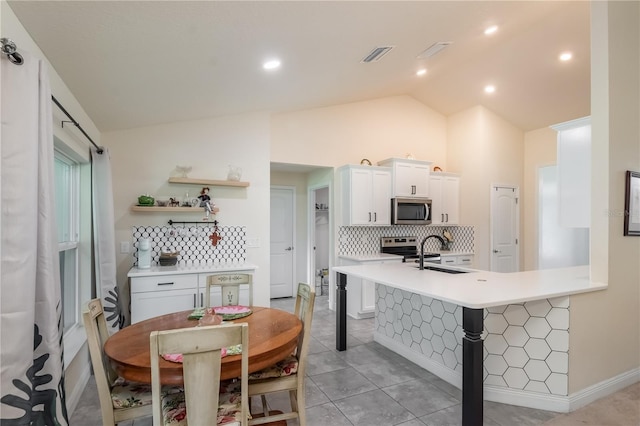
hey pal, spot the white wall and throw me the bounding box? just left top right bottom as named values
left=568, top=0, right=640, bottom=394
left=447, top=106, right=525, bottom=270
left=102, top=112, right=272, bottom=306
left=271, top=95, right=448, bottom=168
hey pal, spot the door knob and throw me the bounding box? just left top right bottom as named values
left=285, top=247, right=293, bottom=251
left=493, top=249, right=501, bottom=253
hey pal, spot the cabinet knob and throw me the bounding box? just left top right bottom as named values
left=285, top=247, right=294, bottom=251
left=493, top=249, right=501, bottom=253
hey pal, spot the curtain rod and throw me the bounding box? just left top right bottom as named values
left=51, top=96, right=103, bottom=154
left=2, top=37, right=104, bottom=155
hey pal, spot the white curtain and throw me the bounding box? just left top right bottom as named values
left=92, top=148, right=125, bottom=331
left=0, top=53, right=68, bottom=423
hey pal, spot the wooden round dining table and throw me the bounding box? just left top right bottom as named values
left=104, top=306, right=302, bottom=385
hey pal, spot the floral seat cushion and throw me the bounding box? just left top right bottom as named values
left=160, top=380, right=245, bottom=425
left=248, top=355, right=298, bottom=380
left=111, top=378, right=181, bottom=409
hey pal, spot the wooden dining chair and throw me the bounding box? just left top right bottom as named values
left=83, top=298, right=160, bottom=426
left=150, top=323, right=250, bottom=426
left=205, top=273, right=253, bottom=307
left=247, top=283, right=315, bottom=426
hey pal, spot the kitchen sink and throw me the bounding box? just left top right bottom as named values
left=416, top=265, right=469, bottom=274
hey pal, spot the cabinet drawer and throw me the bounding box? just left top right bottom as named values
left=131, top=274, right=198, bottom=293
left=441, top=257, right=457, bottom=266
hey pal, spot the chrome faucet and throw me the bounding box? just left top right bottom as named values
left=419, top=235, right=447, bottom=270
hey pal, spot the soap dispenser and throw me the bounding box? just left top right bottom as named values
left=137, top=238, right=152, bottom=269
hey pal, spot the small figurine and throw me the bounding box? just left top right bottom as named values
left=199, top=187, right=214, bottom=219
left=168, top=197, right=180, bottom=207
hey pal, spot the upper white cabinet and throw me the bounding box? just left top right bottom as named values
left=429, top=172, right=460, bottom=225
left=339, top=165, right=391, bottom=226
left=551, top=117, right=591, bottom=228
left=378, top=158, right=432, bottom=198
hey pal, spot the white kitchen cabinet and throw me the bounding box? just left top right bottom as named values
left=440, top=253, right=473, bottom=267
left=338, top=255, right=403, bottom=319
left=378, top=158, right=432, bottom=198
left=429, top=172, right=460, bottom=225
left=339, top=165, right=391, bottom=226
left=130, top=274, right=200, bottom=323
left=129, top=265, right=256, bottom=323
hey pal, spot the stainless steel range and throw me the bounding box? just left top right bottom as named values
left=380, top=236, right=440, bottom=263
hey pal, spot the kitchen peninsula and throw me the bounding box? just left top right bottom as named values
left=332, top=263, right=606, bottom=425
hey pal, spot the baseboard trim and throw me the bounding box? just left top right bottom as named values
left=374, top=331, right=640, bottom=413
left=568, top=368, right=640, bottom=411
left=65, top=363, right=91, bottom=417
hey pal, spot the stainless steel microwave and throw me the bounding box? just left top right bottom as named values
left=391, top=197, right=432, bottom=225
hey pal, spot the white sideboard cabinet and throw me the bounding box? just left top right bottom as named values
left=129, top=265, right=256, bottom=323
left=429, top=172, right=460, bottom=225
left=339, top=165, right=391, bottom=226
left=378, top=158, right=432, bottom=198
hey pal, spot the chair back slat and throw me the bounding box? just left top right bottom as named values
left=206, top=273, right=253, bottom=307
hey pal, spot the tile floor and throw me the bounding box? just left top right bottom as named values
left=70, top=295, right=639, bottom=425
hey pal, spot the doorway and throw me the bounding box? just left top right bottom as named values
left=490, top=185, right=520, bottom=272
left=270, top=186, right=295, bottom=298
left=310, top=186, right=330, bottom=296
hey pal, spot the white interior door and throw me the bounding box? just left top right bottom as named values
left=491, top=185, right=519, bottom=272
left=270, top=187, right=295, bottom=298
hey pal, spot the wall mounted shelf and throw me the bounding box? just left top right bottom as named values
left=131, top=205, right=220, bottom=214
left=168, top=177, right=250, bottom=187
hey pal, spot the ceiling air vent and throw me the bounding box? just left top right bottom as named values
left=416, top=41, right=453, bottom=59
left=361, top=46, right=394, bottom=63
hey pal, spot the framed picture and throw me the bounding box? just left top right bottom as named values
left=624, top=170, right=640, bottom=236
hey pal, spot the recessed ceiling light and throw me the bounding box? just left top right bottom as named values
left=416, top=69, right=427, bottom=77
left=484, top=85, right=496, bottom=94
left=559, top=52, right=573, bottom=61
left=263, top=59, right=281, bottom=70
left=484, top=25, right=498, bottom=35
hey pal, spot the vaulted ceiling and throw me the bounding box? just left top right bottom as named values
left=8, top=1, right=590, bottom=133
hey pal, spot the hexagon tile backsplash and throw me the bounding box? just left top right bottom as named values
left=375, top=284, right=569, bottom=396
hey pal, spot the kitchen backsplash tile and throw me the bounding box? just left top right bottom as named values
left=338, top=225, right=474, bottom=255
left=132, top=225, right=246, bottom=266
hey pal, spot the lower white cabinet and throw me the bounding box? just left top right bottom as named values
left=130, top=274, right=200, bottom=324
left=338, top=256, right=403, bottom=319
left=440, top=254, right=474, bottom=267
left=129, top=266, right=256, bottom=323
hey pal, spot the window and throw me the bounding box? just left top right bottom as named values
left=54, top=151, right=79, bottom=332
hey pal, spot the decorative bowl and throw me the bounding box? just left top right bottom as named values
left=138, top=194, right=154, bottom=205
left=156, top=199, right=168, bottom=207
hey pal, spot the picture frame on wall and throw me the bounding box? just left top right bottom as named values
left=624, top=170, right=640, bottom=236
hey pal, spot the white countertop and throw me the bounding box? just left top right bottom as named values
left=338, top=253, right=404, bottom=262
left=128, top=263, right=257, bottom=278
left=332, top=263, right=606, bottom=309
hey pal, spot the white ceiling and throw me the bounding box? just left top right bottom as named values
left=8, top=1, right=590, bottom=133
